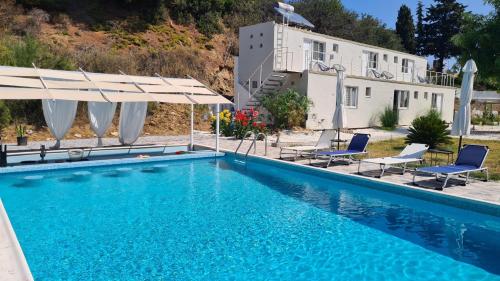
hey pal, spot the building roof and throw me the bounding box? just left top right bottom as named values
left=0, top=66, right=231, bottom=104
left=276, top=23, right=427, bottom=61
left=471, top=91, right=500, bottom=103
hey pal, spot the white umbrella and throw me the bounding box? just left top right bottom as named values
left=332, top=67, right=347, bottom=149
left=451, top=59, right=477, bottom=152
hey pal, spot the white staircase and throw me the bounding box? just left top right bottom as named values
left=240, top=71, right=288, bottom=110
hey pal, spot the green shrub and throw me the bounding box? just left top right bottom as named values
left=260, top=89, right=312, bottom=129
left=380, top=106, right=398, bottom=129
left=0, top=36, right=75, bottom=127
left=405, top=110, right=452, bottom=149
left=0, top=101, right=11, bottom=135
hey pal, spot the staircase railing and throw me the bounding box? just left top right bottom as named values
left=238, top=47, right=293, bottom=94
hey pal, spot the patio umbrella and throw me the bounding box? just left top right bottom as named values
left=451, top=59, right=477, bottom=153
left=332, top=67, right=347, bottom=149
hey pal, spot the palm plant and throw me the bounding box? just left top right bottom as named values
left=405, top=110, right=452, bottom=149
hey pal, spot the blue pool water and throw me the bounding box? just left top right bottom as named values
left=0, top=157, right=499, bottom=280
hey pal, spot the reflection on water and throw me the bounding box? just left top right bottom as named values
left=220, top=159, right=500, bottom=274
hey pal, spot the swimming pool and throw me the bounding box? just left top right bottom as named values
left=0, top=155, right=499, bottom=280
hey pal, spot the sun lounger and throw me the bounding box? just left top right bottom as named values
left=314, top=133, right=370, bottom=167
left=358, top=143, right=428, bottom=177
left=413, top=144, right=489, bottom=190
left=368, top=69, right=382, bottom=79
left=381, top=71, right=394, bottom=79
left=280, top=129, right=336, bottom=161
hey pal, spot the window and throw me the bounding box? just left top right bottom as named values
left=368, top=52, right=378, bottom=69
left=424, top=92, right=428, bottom=99
left=394, top=56, right=398, bottom=63
left=402, top=58, right=412, bottom=73
left=332, top=43, right=339, bottom=53
left=250, top=45, right=253, bottom=49
left=260, top=33, right=263, bottom=37
left=383, top=54, right=388, bottom=62
left=259, top=43, right=263, bottom=48
left=431, top=93, right=443, bottom=111
left=250, top=34, right=253, bottom=39
left=365, top=87, right=371, bottom=98
left=414, top=91, right=418, bottom=99
left=397, top=90, right=410, bottom=109
left=312, top=41, right=326, bottom=62
left=345, top=86, right=358, bottom=108
left=252, top=81, right=258, bottom=88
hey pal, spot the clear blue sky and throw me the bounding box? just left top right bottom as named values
left=341, top=0, right=494, bottom=29
left=340, top=0, right=495, bottom=70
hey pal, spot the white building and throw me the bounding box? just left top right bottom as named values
left=234, top=15, right=457, bottom=129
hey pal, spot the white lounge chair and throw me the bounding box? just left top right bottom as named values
left=357, top=143, right=429, bottom=177
left=279, top=129, right=336, bottom=161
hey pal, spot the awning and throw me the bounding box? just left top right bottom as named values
left=0, top=65, right=232, bottom=104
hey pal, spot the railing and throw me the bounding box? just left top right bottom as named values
left=305, top=53, right=456, bottom=87
left=246, top=133, right=268, bottom=157
left=238, top=47, right=294, bottom=96
left=235, top=131, right=268, bottom=158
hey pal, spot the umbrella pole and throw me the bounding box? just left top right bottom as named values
left=457, top=135, right=463, bottom=154
left=337, top=129, right=340, bottom=150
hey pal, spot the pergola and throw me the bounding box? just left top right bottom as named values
left=0, top=65, right=232, bottom=152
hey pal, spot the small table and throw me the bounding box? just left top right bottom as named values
left=428, top=149, right=454, bottom=166
left=330, top=139, right=348, bottom=150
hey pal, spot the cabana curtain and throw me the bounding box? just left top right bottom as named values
left=118, top=102, right=148, bottom=145
left=42, top=99, right=78, bottom=149
left=88, top=102, right=117, bottom=147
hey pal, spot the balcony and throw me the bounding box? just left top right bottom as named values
left=305, top=54, right=456, bottom=87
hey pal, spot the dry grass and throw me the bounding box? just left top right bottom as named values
left=365, top=138, right=500, bottom=181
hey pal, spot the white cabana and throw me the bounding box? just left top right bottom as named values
left=451, top=59, right=477, bottom=152
left=0, top=65, right=231, bottom=151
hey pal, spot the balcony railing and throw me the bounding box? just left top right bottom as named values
left=304, top=52, right=455, bottom=87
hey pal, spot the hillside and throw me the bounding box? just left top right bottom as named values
left=0, top=0, right=412, bottom=143
left=0, top=1, right=237, bottom=142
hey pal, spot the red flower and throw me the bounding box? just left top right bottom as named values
left=252, top=122, right=257, bottom=127
left=242, top=121, right=248, bottom=126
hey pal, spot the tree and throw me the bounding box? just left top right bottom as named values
left=396, top=4, right=416, bottom=54
left=422, top=0, right=465, bottom=72
left=415, top=1, right=425, bottom=55
left=452, top=0, right=500, bottom=90
left=294, top=0, right=404, bottom=51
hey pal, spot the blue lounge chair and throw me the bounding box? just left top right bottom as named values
left=313, top=133, right=370, bottom=167
left=413, top=144, right=490, bottom=190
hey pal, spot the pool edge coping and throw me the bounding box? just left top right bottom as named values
left=0, top=150, right=224, bottom=174
left=0, top=199, right=34, bottom=281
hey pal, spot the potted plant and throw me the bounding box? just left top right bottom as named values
left=16, top=124, right=28, bottom=146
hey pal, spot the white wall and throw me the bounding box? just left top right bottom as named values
left=304, top=72, right=455, bottom=129
left=238, top=22, right=275, bottom=84
left=277, top=24, right=428, bottom=82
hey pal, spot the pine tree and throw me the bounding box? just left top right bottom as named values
left=396, top=4, right=416, bottom=54
left=422, top=0, right=465, bottom=72
left=415, top=1, right=425, bottom=55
